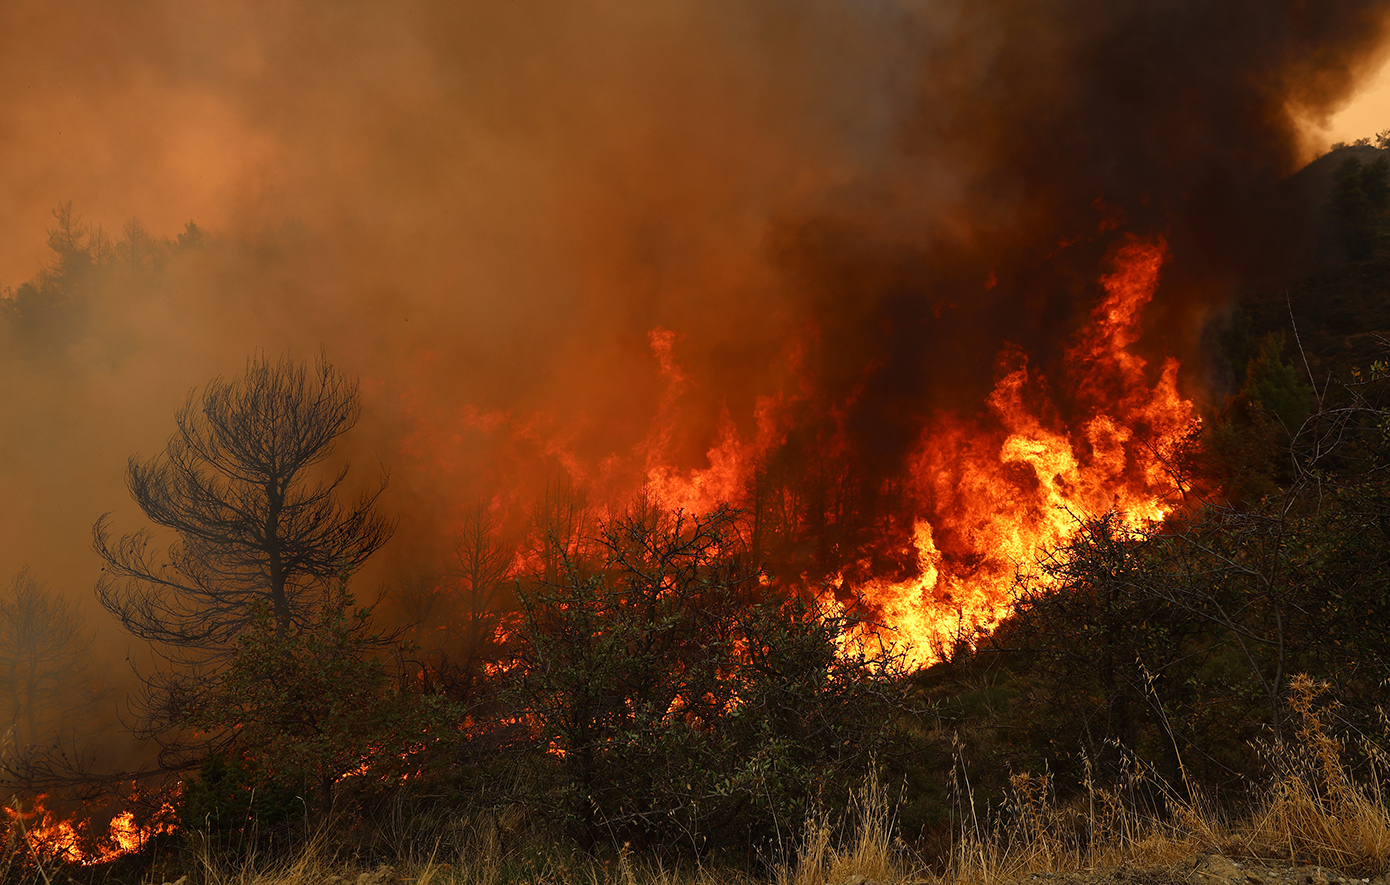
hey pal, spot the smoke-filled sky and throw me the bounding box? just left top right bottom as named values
left=1329, top=58, right=1390, bottom=142
left=1, top=0, right=1389, bottom=667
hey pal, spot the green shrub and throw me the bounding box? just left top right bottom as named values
left=505, top=505, right=909, bottom=859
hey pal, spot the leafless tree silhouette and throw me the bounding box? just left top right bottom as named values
left=94, top=354, right=394, bottom=658
left=0, top=569, right=104, bottom=751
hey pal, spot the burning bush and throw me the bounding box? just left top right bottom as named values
left=501, top=504, right=910, bottom=859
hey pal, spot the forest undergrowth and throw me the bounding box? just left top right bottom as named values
left=3, top=153, right=1390, bottom=885
left=13, top=673, right=1385, bottom=885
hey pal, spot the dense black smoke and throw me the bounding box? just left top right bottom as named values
left=772, top=1, right=1390, bottom=510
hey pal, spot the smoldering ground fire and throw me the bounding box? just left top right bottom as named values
left=0, top=0, right=1387, bottom=860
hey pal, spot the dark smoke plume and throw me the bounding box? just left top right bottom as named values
left=773, top=1, right=1390, bottom=510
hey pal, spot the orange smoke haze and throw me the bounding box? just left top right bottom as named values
left=0, top=0, right=1387, bottom=798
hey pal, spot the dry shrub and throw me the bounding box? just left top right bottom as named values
left=137, top=675, right=1390, bottom=885
left=948, top=754, right=1228, bottom=885
left=194, top=828, right=343, bottom=885
left=1234, top=675, right=1390, bottom=876
left=776, top=777, right=907, bottom=885
left=950, top=674, right=1390, bottom=885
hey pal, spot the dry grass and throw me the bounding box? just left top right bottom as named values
left=948, top=674, right=1390, bottom=885
left=123, top=674, right=1390, bottom=885
left=193, top=831, right=344, bottom=885
left=1227, top=675, right=1390, bottom=876
left=187, top=780, right=909, bottom=885
left=775, top=777, right=908, bottom=885
left=946, top=762, right=1228, bottom=885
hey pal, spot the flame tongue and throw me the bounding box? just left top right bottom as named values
left=5, top=793, right=177, bottom=866
left=853, top=234, right=1195, bottom=664
left=418, top=232, right=1196, bottom=671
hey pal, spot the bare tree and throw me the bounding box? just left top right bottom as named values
left=443, top=503, right=514, bottom=689
left=94, top=355, right=394, bottom=657
left=394, top=502, right=514, bottom=699
left=0, top=569, right=104, bottom=751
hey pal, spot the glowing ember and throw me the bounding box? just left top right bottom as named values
left=5, top=794, right=176, bottom=865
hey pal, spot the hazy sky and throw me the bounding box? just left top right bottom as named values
left=1327, top=54, right=1390, bottom=142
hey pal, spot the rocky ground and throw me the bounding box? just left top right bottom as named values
left=1015, top=855, right=1388, bottom=885
left=148, top=854, right=1387, bottom=885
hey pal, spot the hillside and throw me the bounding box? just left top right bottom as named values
left=1235, top=144, right=1390, bottom=382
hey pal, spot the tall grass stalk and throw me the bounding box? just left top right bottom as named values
left=1233, top=675, right=1390, bottom=876
left=776, top=777, right=905, bottom=885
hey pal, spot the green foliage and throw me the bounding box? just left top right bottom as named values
left=180, top=587, right=459, bottom=817
left=1207, top=332, right=1314, bottom=504
left=1244, top=333, right=1314, bottom=432
left=505, top=505, right=908, bottom=858
left=996, top=515, right=1215, bottom=789
left=1331, top=154, right=1390, bottom=260
left=1288, top=406, right=1390, bottom=712
left=180, top=750, right=306, bottom=839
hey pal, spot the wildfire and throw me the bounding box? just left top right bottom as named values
left=854, top=235, right=1195, bottom=663
left=642, top=327, right=792, bottom=516
left=5, top=793, right=176, bottom=866
left=621, top=236, right=1194, bottom=665
left=414, top=232, right=1196, bottom=670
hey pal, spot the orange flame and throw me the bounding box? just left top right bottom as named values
left=410, top=233, right=1195, bottom=670
left=855, top=235, right=1195, bottom=663
left=642, top=327, right=792, bottom=516
left=5, top=794, right=176, bottom=865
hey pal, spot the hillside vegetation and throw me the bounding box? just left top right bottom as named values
left=2, top=148, right=1390, bottom=885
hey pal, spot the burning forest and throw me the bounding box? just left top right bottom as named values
left=0, top=0, right=1389, bottom=878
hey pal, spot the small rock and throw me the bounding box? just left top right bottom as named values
left=1291, top=867, right=1330, bottom=885
left=1195, top=854, right=1245, bottom=885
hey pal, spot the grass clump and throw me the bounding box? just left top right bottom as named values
left=945, top=673, right=1390, bottom=885
left=775, top=777, right=907, bottom=885
left=1234, top=675, right=1390, bottom=875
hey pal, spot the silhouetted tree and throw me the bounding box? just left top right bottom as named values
left=0, top=570, right=105, bottom=751
left=1, top=204, right=101, bottom=351
left=395, top=502, right=515, bottom=701
left=1331, top=154, right=1389, bottom=260
left=94, top=355, right=393, bottom=656
left=442, top=502, right=514, bottom=691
